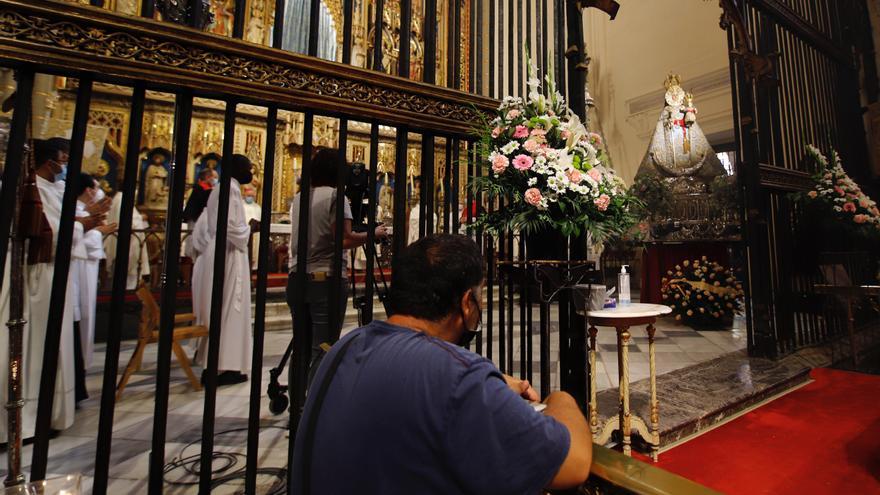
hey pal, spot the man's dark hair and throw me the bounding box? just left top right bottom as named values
left=310, top=147, right=345, bottom=188
left=76, top=173, right=96, bottom=196
left=230, top=154, right=252, bottom=184
left=33, top=137, right=70, bottom=166
left=388, top=234, right=485, bottom=321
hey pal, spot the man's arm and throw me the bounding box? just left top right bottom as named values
left=543, top=391, right=592, bottom=489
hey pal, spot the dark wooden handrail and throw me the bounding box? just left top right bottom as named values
left=0, top=0, right=497, bottom=135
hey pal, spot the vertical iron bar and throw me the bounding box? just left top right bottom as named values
left=392, top=128, right=408, bottom=266
left=1, top=67, right=33, bottom=489
left=443, top=139, right=451, bottom=233
left=447, top=0, right=456, bottom=88
left=30, top=76, right=93, bottom=482
left=244, top=106, right=278, bottom=495
left=289, top=113, right=315, bottom=457
left=425, top=137, right=435, bottom=235
left=519, top=237, right=526, bottom=379
left=198, top=101, right=238, bottom=495
left=489, top=0, right=496, bottom=98
left=507, top=0, right=513, bottom=96
left=540, top=0, right=547, bottom=81
left=233, top=0, right=246, bottom=38
left=453, top=0, right=462, bottom=89
left=342, top=0, right=354, bottom=63
left=497, top=0, right=504, bottom=96
left=400, top=0, right=413, bottom=77
left=372, top=0, right=385, bottom=71
left=506, top=224, right=513, bottom=374
left=526, top=245, right=532, bottom=381
left=451, top=140, right=460, bottom=233
left=419, top=134, right=433, bottom=238
left=539, top=300, right=549, bottom=397
left=141, top=0, right=155, bottom=18
left=92, top=83, right=146, bottom=495
left=565, top=0, right=585, bottom=121
left=486, top=232, right=494, bottom=361
left=0, top=69, right=33, bottom=292
left=273, top=0, right=286, bottom=48
left=364, top=123, right=380, bottom=322
left=517, top=0, right=523, bottom=96
left=424, top=0, right=438, bottom=84
left=328, top=121, right=348, bottom=343
left=497, top=198, right=506, bottom=371
left=553, top=0, right=565, bottom=89
left=471, top=0, right=478, bottom=93
left=147, top=90, right=194, bottom=494
left=308, top=0, right=321, bottom=56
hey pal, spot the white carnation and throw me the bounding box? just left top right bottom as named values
left=527, top=177, right=538, bottom=186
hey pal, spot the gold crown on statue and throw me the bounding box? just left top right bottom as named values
left=664, top=73, right=682, bottom=90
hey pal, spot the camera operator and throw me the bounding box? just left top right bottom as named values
left=287, top=148, right=388, bottom=384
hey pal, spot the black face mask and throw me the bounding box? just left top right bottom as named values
left=458, top=292, right=483, bottom=348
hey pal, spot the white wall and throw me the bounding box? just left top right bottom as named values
left=583, top=1, right=734, bottom=185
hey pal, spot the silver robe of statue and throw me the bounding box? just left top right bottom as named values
left=636, top=75, right=725, bottom=189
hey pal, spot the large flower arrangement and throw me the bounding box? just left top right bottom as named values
left=661, top=257, right=744, bottom=329
left=797, top=145, right=880, bottom=239
left=470, top=63, right=640, bottom=241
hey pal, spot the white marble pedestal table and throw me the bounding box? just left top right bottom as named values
left=585, top=303, right=671, bottom=461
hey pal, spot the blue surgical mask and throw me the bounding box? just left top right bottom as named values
left=210, top=178, right=220, bottom=187
left=244, top=196, right=255, bottom=204
left=54, top=162, right=68, bottom=182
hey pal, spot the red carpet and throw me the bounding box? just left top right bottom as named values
left=651, top=368, right=880, bottom=494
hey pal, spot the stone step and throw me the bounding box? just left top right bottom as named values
left=593, top=349, right=813, bottom=456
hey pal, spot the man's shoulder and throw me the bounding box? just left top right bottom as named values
left=346, top=322, right=490, bottom=371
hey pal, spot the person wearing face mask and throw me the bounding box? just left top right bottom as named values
left=183, top=166, right=219, bottom=225
left=70, top=173, right=117, bottom=403
left=0, top=138, right=106, bottom=442
left=191, top=154, right=254, bottom=386
left=292, top=234, right=592, bottom=494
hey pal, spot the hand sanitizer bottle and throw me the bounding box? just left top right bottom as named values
left=618, top=265, right=631, bottom=306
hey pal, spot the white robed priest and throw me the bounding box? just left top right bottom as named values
left=71, top=173, right=116, bottom=401
left=191, top=154, right=254, bottom=386
left=104, top=190, right=151, bottom=290
left=0, top=138, right=99, bottom=441
left=241, top=183, right=261, bottom=269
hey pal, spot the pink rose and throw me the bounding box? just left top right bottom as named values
left=530, top=128, right=547, bottom=138
left=589, top=132, right=603, bottom=146
left=594, top=194, right=611, bottom=212
left=491, top=127, right=503, bottom=138
left=524, top=188, right=543, bottom=207
left=523, top=139, right=539, bottom=153
left=588, top=168, right=602, bottom=182
left=567, top=169, right=583, bottom=184
left=859, top=198, right=871, bottom=208
left=506, top=109, right=521, bottom=120
left=854, top=214, right=868, bottom=224
left=513, top=125, right=529, bottom=139
left=491, top=154, right=509, bottom=173
left=834, top=186, right=845, bottom=196
left=807, top=191, right=818, bottom=199
left=512, top=154, right=534, bottom=171
left=843, top=202, right=857, bottom=213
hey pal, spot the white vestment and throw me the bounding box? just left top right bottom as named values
left=104, top=193, right=151, bottom=290
left=0, top=176, right=77, bottom=442
left=191, top=180, right=252, bottom=373
left=72, top=201, right=105, bottom=368
left=243, top=200, right=261, bottom=269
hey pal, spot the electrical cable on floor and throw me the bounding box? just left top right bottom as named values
left=163, top=425, right=288, bottom=494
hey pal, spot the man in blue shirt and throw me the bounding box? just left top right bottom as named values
left=292, top=234, right=592, bottom=494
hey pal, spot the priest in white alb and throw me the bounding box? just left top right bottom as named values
left=0, top=138, right=101, bottom=441
left=191, top=154, right=254, bottom=386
